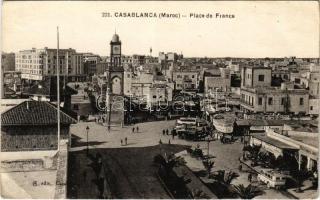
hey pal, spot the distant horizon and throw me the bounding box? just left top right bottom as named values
left=3, top=48, right=319, bottom=59
left=2, top=1, right=319, bottom=58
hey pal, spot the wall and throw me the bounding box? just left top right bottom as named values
left=204, top=76, right=230, bottom=92
left=241, top=67, right=271, bottom=88
left=309, top=98, right=319, bottom=115
left=172, top=71, right=198, bottom=90
left=1, top=125, right=69, bottom=152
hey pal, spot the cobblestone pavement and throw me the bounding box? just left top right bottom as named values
left=70, top=120, right=291, bottom=199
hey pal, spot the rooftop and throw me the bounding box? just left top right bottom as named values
left=289, top=135, right=318, bottom=148
left=1, top=101, right=76, bottom=126
left=252, top=133, right=298, bottom=150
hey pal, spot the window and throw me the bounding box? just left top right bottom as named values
left=299, top=98, right=304, bottom=105
left=258, top=75, right=264, bottom=82
left=268, top=97, right=273, bottom=105
left=192, top=75, right=195, bottom=78
left=281, top=97, right=285, bottom=105
left=153, top=95, right=156, bottom=99
left=258, top=97, right=262, bottom=105
left=310, top=106, right=313, bottom=110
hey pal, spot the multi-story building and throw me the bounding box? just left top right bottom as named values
left=83, top=53, right=102, bottom=76
left=158, top=52, right=182, bottom=63
left=96, top=62, right=109, bottom=75
left=1, top=52, right=15, bottom=71
left=172, top=69, right=199, bottom=91
left=240, top=86, right=309, bottom=114
left=241, top=66, right=272, bottom=88
left=240, top=66, right=310, bottom=114
left=123, top=69, right=173, bottom=108
left=15, top=48, right=84, bottom=81
left=204, top=67, right=231, bottom=93
left=132, top=54, right=146, bottom=67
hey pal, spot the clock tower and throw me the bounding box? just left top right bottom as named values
left=107, top=33, right=124, bottom=95
left=105, top=33, right=125, bottom=128
left=110, top=33, right=122, bottom=68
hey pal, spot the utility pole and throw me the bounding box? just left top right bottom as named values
left=56, top=26, right=60, bottom=151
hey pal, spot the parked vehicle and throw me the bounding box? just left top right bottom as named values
left=257, top=169, right=289, bottom=189
left=211, top=114, right=234, bottom=134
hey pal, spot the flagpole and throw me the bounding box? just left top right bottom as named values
left=57, top=26, right=60, bottom=151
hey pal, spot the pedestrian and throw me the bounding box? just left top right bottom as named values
left=166, top=129, right=169, bottom=135
left=238, top=164, right=242, bottom=171
left=172, top=132, right=175, bottom=139
left=248, top=173, right=252, bottom=182
left=125, top=137, right=127, bottom=145
left=168, top=139, right=171, bottom=144
left=163, top=129, right=165, bottom=135
left=132, top=127, right=135, bottom=133
left=121, top=139, right=123, bottom=146
left=136, top=126, right=139, bottom=133
left=241, top=136, right=244, bottom=143
left=159, top=139, right=162, bottom=144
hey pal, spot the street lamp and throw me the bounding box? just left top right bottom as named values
left=86, top=126, right=90, bottom=156
left=207, top=137, right=211, bottom=159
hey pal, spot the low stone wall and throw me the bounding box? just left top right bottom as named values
left=1, top=159, right=44, bottom=172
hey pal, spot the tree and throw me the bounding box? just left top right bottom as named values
left=202, top=159, right=215, bottom=175
left=209, top=170, right=239, bottom=185
left=153, top=153, right=186, bottom=172
left=233, top=184, right=264, bottom=199
left=190, top=189, right=210, bottom=199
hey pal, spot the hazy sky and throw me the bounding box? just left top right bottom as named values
left=2, top=1, right=319, bottom=58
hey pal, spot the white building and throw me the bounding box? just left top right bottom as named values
left=15, top=48, right=84, bottom=81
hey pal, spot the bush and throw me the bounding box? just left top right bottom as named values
left=192, top=148, right=204, bottom=158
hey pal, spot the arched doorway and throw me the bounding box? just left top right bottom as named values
left=112, top=76, right=121, bottom=94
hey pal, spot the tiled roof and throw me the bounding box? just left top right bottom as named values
left=23, top=77, right=78, bottom=97
left=1, top=101, right=76, bottom=125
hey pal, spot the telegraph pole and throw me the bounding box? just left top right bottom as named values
left=57, top=26, right=60, bottom=151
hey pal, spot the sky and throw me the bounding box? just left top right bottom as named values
left=2, top=1, right=319, bottom=58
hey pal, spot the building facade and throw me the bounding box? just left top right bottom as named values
left=1, top=101, right=75, bottom=152
left=15, top=48, right=84, bottom=81
left=172, top=70, right=199, bottom=91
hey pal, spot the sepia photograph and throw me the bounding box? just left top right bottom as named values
left=0, top=1, right=319, bottom=199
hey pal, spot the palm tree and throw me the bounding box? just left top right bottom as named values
left=153, top=153, right=186, bottom=172
left=209, top=170, right=239, bottom=185
left=232, top=184, right=264, bottom=199
left=202, top=159, right=215, bottom=175
left=190, top=189, right=210, bottom=199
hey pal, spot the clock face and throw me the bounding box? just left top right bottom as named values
left=113, top=46, right=120, bottom=54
